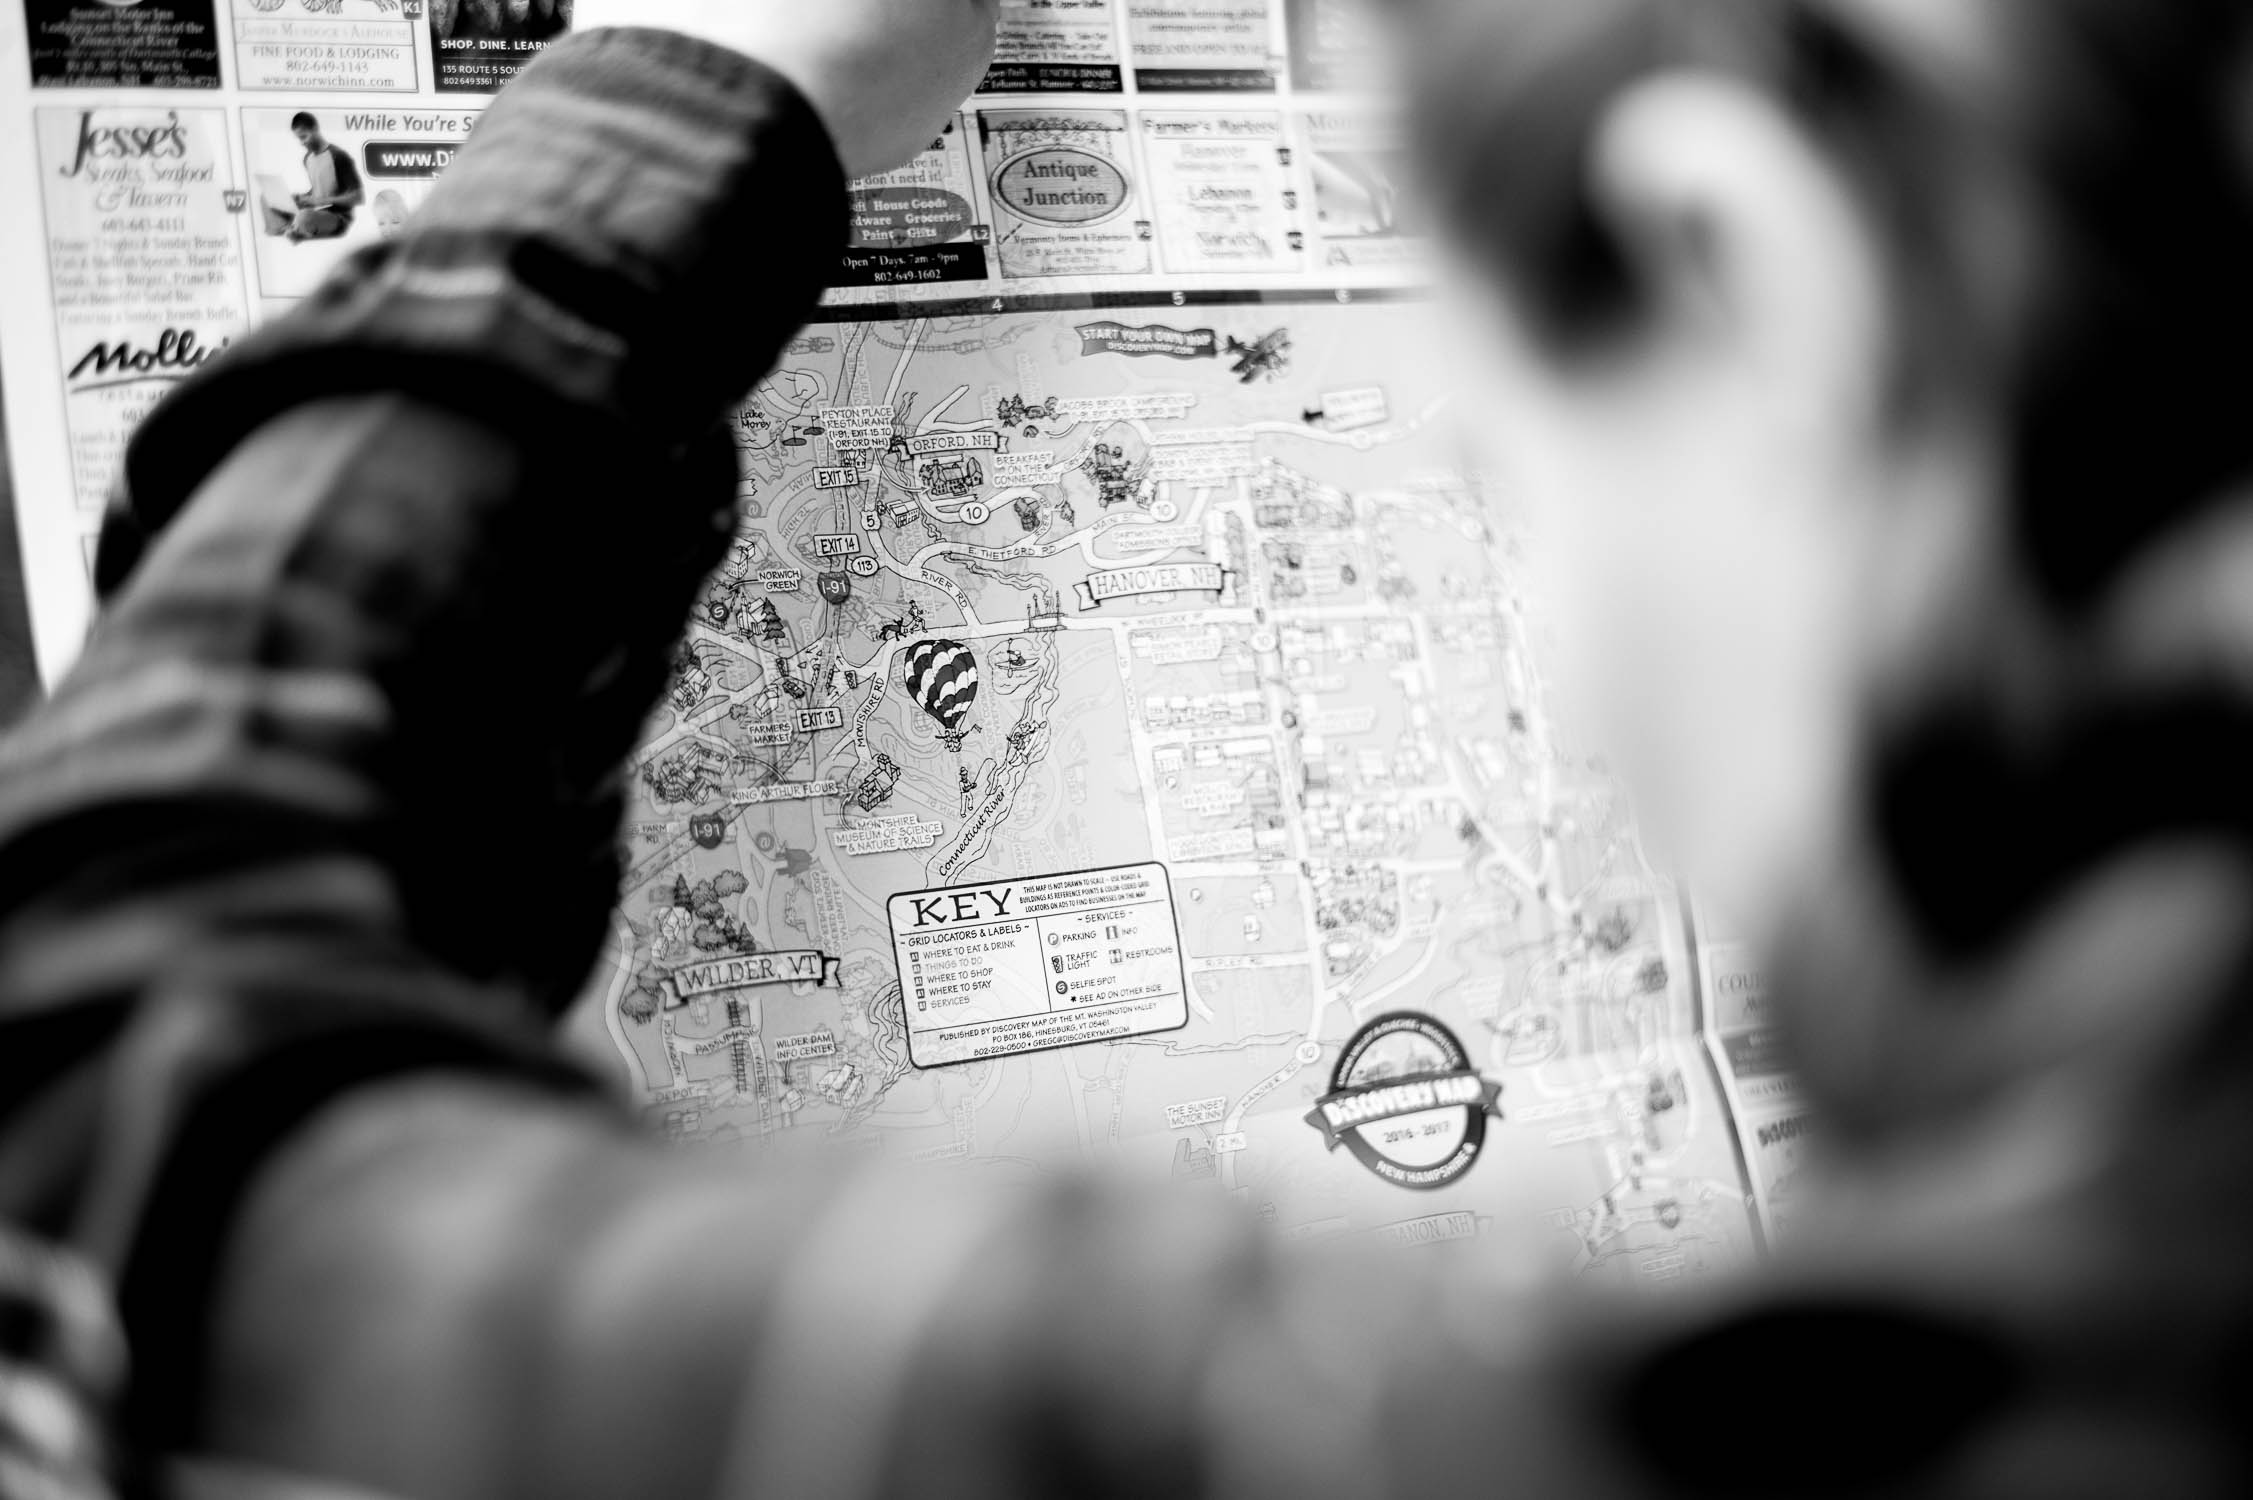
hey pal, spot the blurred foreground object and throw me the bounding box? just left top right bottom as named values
left=1399, top=0, right=2253, bottom=1490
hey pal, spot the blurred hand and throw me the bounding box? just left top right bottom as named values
left=606, top=1, right=998, bottom=177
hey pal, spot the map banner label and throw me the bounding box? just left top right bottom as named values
left=1374, top=1212, right=1483, bottom=1248
left=1075, top=562, right=1227, bottom=609
left=889, top=862, right=1189, bottom=1068
left=1076, top=321, right=1217, bottom=359
left=727, top=778, right=845, bottom=804
left=665, top=950, right=842, bottom=1006
left=907, top=430, right=1003, bottom=456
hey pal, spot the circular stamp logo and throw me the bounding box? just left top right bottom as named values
left=1304, top=1013, right=1503, bottom=1191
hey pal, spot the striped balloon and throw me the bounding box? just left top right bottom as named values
left=904, top=639, right=980, bottom=733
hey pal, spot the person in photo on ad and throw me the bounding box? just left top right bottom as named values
left=433, top=0, right=572, bottom=43
left=286, top=112, right=364, bottom=242
left=372, top=189, right=412, bottom=240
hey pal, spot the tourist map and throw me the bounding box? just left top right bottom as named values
left=561, top=300, right=1791, bottom=1277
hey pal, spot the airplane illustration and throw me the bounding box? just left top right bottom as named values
left=1225, top=328, right=1291, bottom=384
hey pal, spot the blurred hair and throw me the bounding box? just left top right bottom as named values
left=290, top=112, right=320, bottom=132
left=1411, top=0, right=2253, bottom=605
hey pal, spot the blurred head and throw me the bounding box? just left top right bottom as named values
left=291, top=112, right=325, bottom=152
left=373, top=190, right=410, bottom=239
left=1400, top=0, right=2253, bottom=936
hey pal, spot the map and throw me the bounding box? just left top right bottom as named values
left=0, top=0, right=1795, bottom=1283
left=561, top=297, right=1771, bottom=1285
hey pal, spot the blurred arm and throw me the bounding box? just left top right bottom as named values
left=202, top=1074, right=1661, bottom=1500
left=0, top=21, right=842, bottom=1464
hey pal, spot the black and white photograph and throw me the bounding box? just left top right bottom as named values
left=3, top=2, right=2253, bottom=1498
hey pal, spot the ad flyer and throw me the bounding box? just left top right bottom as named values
left=1283, top=0, right=1382, bottom=93
left=1141, top=110, right=1299, bottom=274
left=240, top=104, right=476, bottom=301
left=427, top=0, right=569, bottom=93
left=231, top=0, right=422, bottom=93
left=836, top=114, right=992, bottom=293
left=979, top=107, right=1150, bottom=280
left=1698, top=931, right=1802, bottom=1243
left=1299, top=107, right=1420, bottom=270
left=1126, top=0, right=1275, bottom=91
left=982, top=0, right=1121, bottom=94
left=34, top=104, right=248, bottom=510
left=25, top=0, right=221, bottom=88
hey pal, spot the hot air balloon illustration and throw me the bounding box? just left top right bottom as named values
left=904, top=638, right=979, bottom=751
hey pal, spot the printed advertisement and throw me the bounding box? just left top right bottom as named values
left=1299, top=107, right=1421, bottom=271
left=1126, top=0, right=1275, bottom=92
left=1283, top=0, right=1382, bottom=93
left=982, top=0, right=1120, bottom=94
left=35, top=105, right=248, bottom=509
left=1699, top=932, right=1801, bottom=1241
left=428, top=0, right=569, bottom=94
left=25, top=0, right=220, bottom=88
left=1141, top=111, right=1299, bottom=275
left=836, top=114, right=990, bottom=292
left=241, top=105, right=474, bottom=299
left=979, top=107, right=1150, bottom=280
left=232, top=0, right=422, bottom=93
